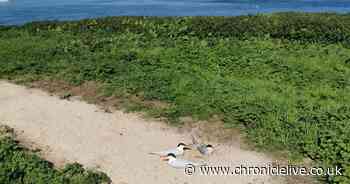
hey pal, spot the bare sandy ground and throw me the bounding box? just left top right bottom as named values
left=0, top=81, right=285, bottom=184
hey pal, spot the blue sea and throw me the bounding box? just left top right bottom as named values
left=0, top=0, right=350, bottom=25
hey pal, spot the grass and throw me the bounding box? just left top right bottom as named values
left=0, top=14, right=349, bottom=183
left=0, top=125, right=111, bottom=184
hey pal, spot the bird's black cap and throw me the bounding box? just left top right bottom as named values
left=167, top=153, right=176, bottom=158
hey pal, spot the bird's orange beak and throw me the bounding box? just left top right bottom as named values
left=160, top=156, right=169, bottom=161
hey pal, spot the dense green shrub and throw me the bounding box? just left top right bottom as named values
left=19, top=13, right=350, bottom=46
left=0, top=126, right=111, bottom=184
left=1, top=14, right=350, bottom=183
left=189, top=13, right=350, bottom=44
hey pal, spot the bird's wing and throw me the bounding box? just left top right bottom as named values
left=148, top=151, right=165, bottom=156
left=170, top=161, right=186, bottom=168
left=149, top=148, right=178, bottom=156
left=170, top=159, right=195, bottom=168
left=191, top=134, right=199, bottom=145
left=181, top=159, right=200, bottom=166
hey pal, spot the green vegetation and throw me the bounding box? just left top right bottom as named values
left=0, top=13, right=349, bottom=183
left=0, top=125, right=111, bottom=184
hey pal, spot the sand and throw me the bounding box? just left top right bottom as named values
left=0, top=81, right=285, bottom=184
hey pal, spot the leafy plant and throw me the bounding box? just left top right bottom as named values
left=0, top=125, right=111, bottom=184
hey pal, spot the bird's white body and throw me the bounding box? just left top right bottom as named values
left=150, top=144, right=189, bottom=157
left=166, top=156, right=200, bottom=169
left=150, top=147, right=184, bottom=157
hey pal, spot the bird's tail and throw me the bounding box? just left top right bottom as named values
left=148, top=152, right=159, bottom=156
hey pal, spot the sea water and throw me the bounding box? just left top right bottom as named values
left=0, top=0, right=350, bottom=25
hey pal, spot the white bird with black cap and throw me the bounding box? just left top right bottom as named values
left=149, top=143, right=191, bottom=157
left=161, top=153, right=202, bottom=168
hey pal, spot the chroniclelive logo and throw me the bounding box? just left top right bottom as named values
left=184, top=162, right=343, bottom=176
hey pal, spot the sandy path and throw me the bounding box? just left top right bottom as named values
left=0, top=81, right=285, bottom=184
